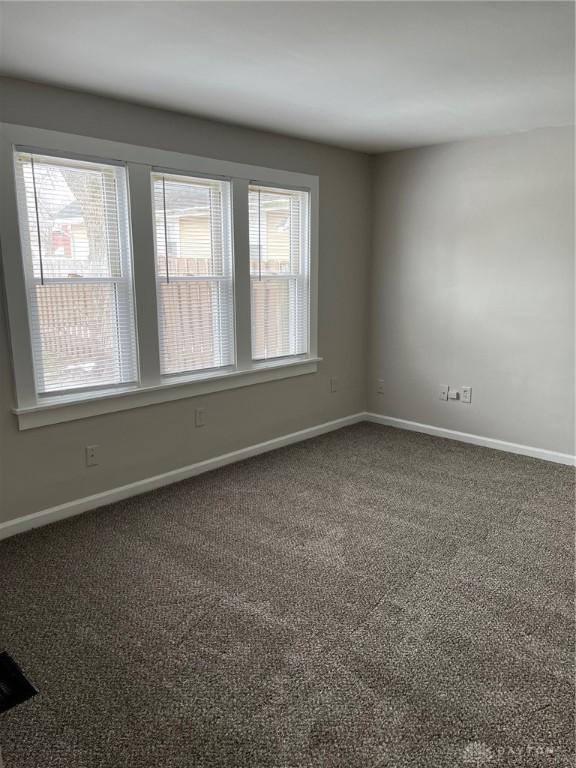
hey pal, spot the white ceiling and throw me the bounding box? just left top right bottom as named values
left=0, top=1, right=574, bottom=153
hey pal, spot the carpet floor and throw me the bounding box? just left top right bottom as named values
left=0, top=423, right=574, bottom=768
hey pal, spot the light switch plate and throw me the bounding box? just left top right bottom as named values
left=461, top=386, right=472, bottom=404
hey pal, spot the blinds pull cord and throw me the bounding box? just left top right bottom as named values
left=162, top=175, right=170, bottom=284
left=29, top=156, right=45, bottom=286
left=258, top=188, right=262, bottom=281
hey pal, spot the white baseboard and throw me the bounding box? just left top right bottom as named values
left=0, top=413, right=365, bottom=542
left=364, top=413, right=576, bottom=467
left=1, top=410, right=573, bottom=542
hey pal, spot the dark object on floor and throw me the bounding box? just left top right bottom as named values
left=0, top=424, right=573, bottom=767
left=0, top=652, right=38, bottom=714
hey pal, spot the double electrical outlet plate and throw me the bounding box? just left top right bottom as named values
left=376, top=380, right=471, bottom=404
left=440, top=385, right=472, bottom=404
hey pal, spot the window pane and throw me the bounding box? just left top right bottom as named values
left=152, top=173, right=234, bottom=376
left=31, top=283, right=129, bottom=393
left=157, top=281, right=233, bottom=375
left=249, top=185, right=309, bottom=360
left=15, top=153, right=125, bottom=280
left=251, top=278, right=292, bottom=360
left=14, top=152, right=138, bottom=394
left=152, top=173, right=229, bottom=278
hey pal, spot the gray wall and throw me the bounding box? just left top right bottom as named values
left=0, top=79, right=573, bottom=528
left=0, top=78, right=372, bottom=524
left=369, top=127, right=575, bottom=455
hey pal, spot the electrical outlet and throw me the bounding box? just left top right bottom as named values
left=439, top=385, right=449, bottom=401
left=330, top=377, right=338, bottom=393
left=85, top=445, right=99, bottom=467
left=461, top=386, right=472, bottom=404
left=194, top=408, right=206, bottom=427
left=377, top=380, right=385, bottom=395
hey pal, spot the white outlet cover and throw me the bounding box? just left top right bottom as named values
left=85, top=445, right=99, bottom=467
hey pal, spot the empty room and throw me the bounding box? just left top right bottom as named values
left=0, top=2, right=574, bottom=766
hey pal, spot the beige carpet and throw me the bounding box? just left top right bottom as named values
left=0, top=423, right=574, bottom=767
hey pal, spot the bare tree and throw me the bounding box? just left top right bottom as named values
left=61, top=169, right=107, bottom=262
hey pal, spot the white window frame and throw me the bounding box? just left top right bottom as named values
left=13, top=152, right=139, bottom=396
left=0, top=124, right=320, bottom=430
left=150, top=171, right=235, bottom=377
left=248, top=184, right=311, bottom=362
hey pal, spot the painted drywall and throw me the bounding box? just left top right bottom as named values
left=369, top=127, right=575, bottom=455
left=0, top=78, right=372, bottom=524
left=2, top=2, right=574, bottom=152
left=0, top=79, right=573, bottom=529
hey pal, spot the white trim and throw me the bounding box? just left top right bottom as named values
left=13, top=357, right=322, bottom=430
left=0, top=413, right=365, bottom=541
left=0, top=127, right=37, bottom=406
left=1, top=123, right=320, bottom=426
left=364, top=413, right=576, bottom=466
left=1, top=411, right=573, bottom=542
left=126, top=161, right=161, bottom=388
left=9, top=125, right=317, bottom=190
left=231, top=178, right=252, bottom=368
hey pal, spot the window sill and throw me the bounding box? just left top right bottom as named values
left=13, top=356, right=322, bottom=430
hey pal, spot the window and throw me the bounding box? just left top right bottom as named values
left=151, top=173, right=234, bottom=376
left=3, top=125, right=318, bottom=428
left=249, top=185, right=310, bottom=360
left=13, top=151, right=137, bottom=394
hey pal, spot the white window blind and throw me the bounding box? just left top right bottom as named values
left=248, top=185, right=310, bottom=361
left=151, top=172, right=234, bottom=376
left=13, top=151, right=138, bottom=395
